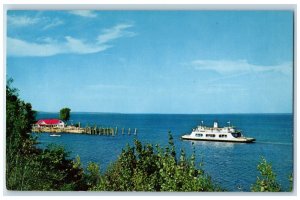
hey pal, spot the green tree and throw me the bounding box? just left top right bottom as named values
left=6, top=78, right=38, bottom=190
left=92, top=134, right=221, bottom=192
left=251, top=157, right=281, bottom=192
left=6, top=79, right=87, bottom=191
left=85, top=162, right=102, bottom=190
left=59, top=108, right=71, bottom=123
left=288, top=173, right=293, bottom=192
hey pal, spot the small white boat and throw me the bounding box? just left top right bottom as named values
left=50, top=134, right=61, bottom=137
left=181, top=121, right=255, bottom=143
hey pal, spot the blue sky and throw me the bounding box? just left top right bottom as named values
left=6, top=10, right=294, bottom=114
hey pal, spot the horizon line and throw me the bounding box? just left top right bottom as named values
left=36, top=111, right=293, bottom=115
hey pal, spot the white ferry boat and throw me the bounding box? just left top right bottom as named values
left=181, top=121, right=255, bottom=143
left=50, top=133, right=61, bottom=137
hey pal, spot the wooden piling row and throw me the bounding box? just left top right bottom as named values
left=84, top=126, right=115, bottom=135
left=80, top=126, right=137, bottom=136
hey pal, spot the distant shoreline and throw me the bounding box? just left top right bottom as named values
left=36, top=111, right=293, bottom=115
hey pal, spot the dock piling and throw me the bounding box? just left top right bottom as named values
left=134, top=128, right=137, bottom=135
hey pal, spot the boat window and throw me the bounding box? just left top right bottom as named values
left=219, top=134, right=227, bottom=138
left=195, top=133, right=203, bottom=137
left=232, top=133, right=241, bottom=138
left=205, top=134, right=215, bottom=138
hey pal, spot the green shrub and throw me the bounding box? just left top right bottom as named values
left=251, top=157, right=281, bottom=192
left=288, top=173, right=293, bottom=192
left=6, top=79, right=86, bottom=191
left=85, top=161, right=102, bottom=189
left=92, top=132, right=221, bottom=191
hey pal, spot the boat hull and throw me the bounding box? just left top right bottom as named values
left=50, top=134, right=61, bottom=137
left=181, top=135, right=255, bottom=143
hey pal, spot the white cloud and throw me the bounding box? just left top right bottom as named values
left=7, top=37, right=61, bottom=56
left=64, top=36, right=109, bottom=54
left=7, top=22, right=136, bottom=57
left=7, top=37, right=110, bottom=57
left=198, top=83, right=248, bottom=94
left=97, top=23, right=136, bottom=44
left=69, top=10, right=97, bottom=18
left=36, top=37, right=57, bottom=43
left=190, top=59, right=293, bottom=76
left=8, top=15, right=40, bottom=26
left=8, top=15, right=64, bottom=30
left=87, top=84, right=130, bottom=90
left=43, top=18, right=64, bottom=30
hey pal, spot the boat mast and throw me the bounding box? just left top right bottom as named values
left=227, top=121, right=231, bottom=127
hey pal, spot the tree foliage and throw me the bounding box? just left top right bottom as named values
left=6, top=79, right=86, bottom=191
left=6, top=78, right=38, bottom=190
left=91, top=132, right=222, bottom=191
left=59, top=107, right=71, bottom=122
left=251, top=157, right=281, bottom=192
left=288, top=173, right=293, bottom=192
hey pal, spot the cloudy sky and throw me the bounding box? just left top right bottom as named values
left=6, top=10, right=293, bottom=114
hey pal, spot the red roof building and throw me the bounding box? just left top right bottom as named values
left=35, top=119, right=65, bottom=128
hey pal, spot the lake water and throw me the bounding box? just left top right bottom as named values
left=34, top=113, right=294, bottom=191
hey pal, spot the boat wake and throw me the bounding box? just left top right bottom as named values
left=255, top=141, right=292, bottom=146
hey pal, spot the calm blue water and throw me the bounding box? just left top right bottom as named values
left=34, top=113, right=293, bottom=191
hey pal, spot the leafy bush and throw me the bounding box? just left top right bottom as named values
left=92, top=133, right=221, bottom=191
left=6, top=79, right=86, bottom=191
left=85, top=161, right=102, bottom=188
left=251, top=157, right=281, bottom=192
left=288, top=173, right=293, bottom=192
